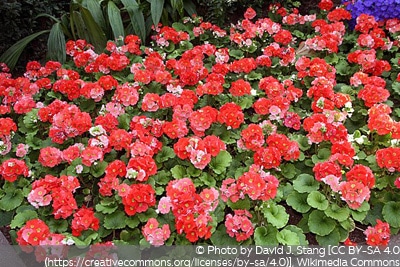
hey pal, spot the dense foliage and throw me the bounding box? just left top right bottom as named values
left=1, top=0, right=400, bottom=258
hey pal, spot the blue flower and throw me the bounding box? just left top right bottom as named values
left=344, top=0, right=400, bottom=21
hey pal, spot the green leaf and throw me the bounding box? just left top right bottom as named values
left=107, top=1, right=125, bottom=39
left=47, top=218, right=69, bottom=233
left=79, top=6, right=107, bottom=52
left=209, top=151, right=233, bottom=174
left=150, top=0, right=165, bottom=26
left=83, top=0, right=107, bottom=31
left=254, top=225, right=279, bottom=246
left=211, top=225, right=239, bottom=245
left=0, top=30, right=50, bottom=70
left=121, top=0, right=146, bottom=43
left=155, top=146, right=176, bottom=163
left=307, top=191, right=329, bottom=211
left=138, top=209, right=158, bottom=222
left=281, top=163, right=297, bottom=179
left=171, top=165, right=187, bottom=178
left=90, top=161, right=108, bottom=178
left=383, top=201, right=400, bottom=228
left=246, top=72, right=262, bottom=81
left=293, top=174, right=319, bottom=193
left=0, top=190, right=24, bottom=211
left=229, top=49, right=244, bottom=59
left=325, top=204, right=350, bottom=222
left=286, top=191, right=311, bottom=213
left=10, top=210, right=37, bottom=228
left=227, top=199, right=250, bottom=210
left=316, top=228, right=340, bottom=246
left=308, top=210, right=336, bottom=236
left=126, top=216, right=140, bottom=228
left=183, top=0, right=196, bottom=16
left=277, top=229, right=300, bottom=245
left=96, top=203, right=118, bottom=214
left=47, top=22, right=66, bottom=63
left=104, top=211, right=128, bottom=229
left=284, top=225, right=308, bottom=245
left=262, top=203, right=289, bottom=229
left=0, top=211, right=14, bottom=227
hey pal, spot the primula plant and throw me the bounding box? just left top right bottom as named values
left=2, top=0, right=400, bottom=253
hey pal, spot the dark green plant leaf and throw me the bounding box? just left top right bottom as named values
left=0, top=30, right=50, bottom=70
left=104, top=211, right=128, bottom=229
left=83, top=0, right=107, bottom=32
left=79, top=6, right=107, bottom=51
left=47, top=22, right=66, bottom=63
left=107, top=1, right=125, bottom=40
left=286, top=191, right=310, bottom=213
left=316, top=228, right=340, bottom=245
left=308, top=210, right=336, bottom=236
left=121, top=0, right=146, bottom=43
left=383, top=201, right=400, bottom=228
left=150, top=0, right=165, bottom=26
left=0, top=190, right=24, bottom=212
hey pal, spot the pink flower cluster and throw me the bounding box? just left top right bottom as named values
left=142, top=218, right=171, bottom=246
left=158, top=178, right=219, bottom=242
left=28, top=175, right=80, bottom=219
left=221, top=164, right=279, bottom=203
left=225, top=210, right=254, bottom=242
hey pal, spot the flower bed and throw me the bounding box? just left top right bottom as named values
left=1, top=0, right=400, bottom=252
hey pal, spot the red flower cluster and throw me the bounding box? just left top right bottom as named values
left=367, top=104, right=400, bottom=138
left=221, top=164, right=279, bottom=202
left=218, top=102, right=244, bottom=129
left=225, top=210, right=254, bottom=242
left=174, top=135, right=226, bottom=169
left=364, top=219, right=390, bottom=246
left=28, top=175, right=80, bottom=219
left=376, top=147, right=400, bottom=172
left=16, top=219, right=51, bottom=246
left=98, top=160, right=126, bottom=196
left=161, top=178, right=219, bottom=242
left=120, top=184, right=156, bottom=216
left=71, top=206, right=100, bottom=237
left=39, top=102, right=92, bottom=144
left=306, top=19, right=347, bottom=53
left=0, top=158, right=29, bottom=182
left=348, top=49, right=390, bottom=76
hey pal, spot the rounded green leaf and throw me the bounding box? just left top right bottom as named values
left=104, top=211, right=128, bottom=229
left=262, top=203, right=289, bottom=229
left=383, top=201, right=400, bottom=228
left=284, top=225, right=308, bottom=245
left=325, top=204, right=350, bottom=222
left=211, top=225, right=240, bottom=246
left=293, top=174, right=319, bottom=193
left=209, top=151, right=232, bottom=174
left=281, top=163, right=297, bottom=179
left=307, top=191, right=329, bottom=211
left=286, top=191, right=311, bottom=213
left=277, top=229, right=300, bottom=245
left=308, top=210, right=336, bottom=236
left=10, top=210, right=38, bottom=228
left=316, top=228, right=340, bottom=246
left=254, top=226, right=278, bottom=246
left=0, top=190, right=24, bottom=211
